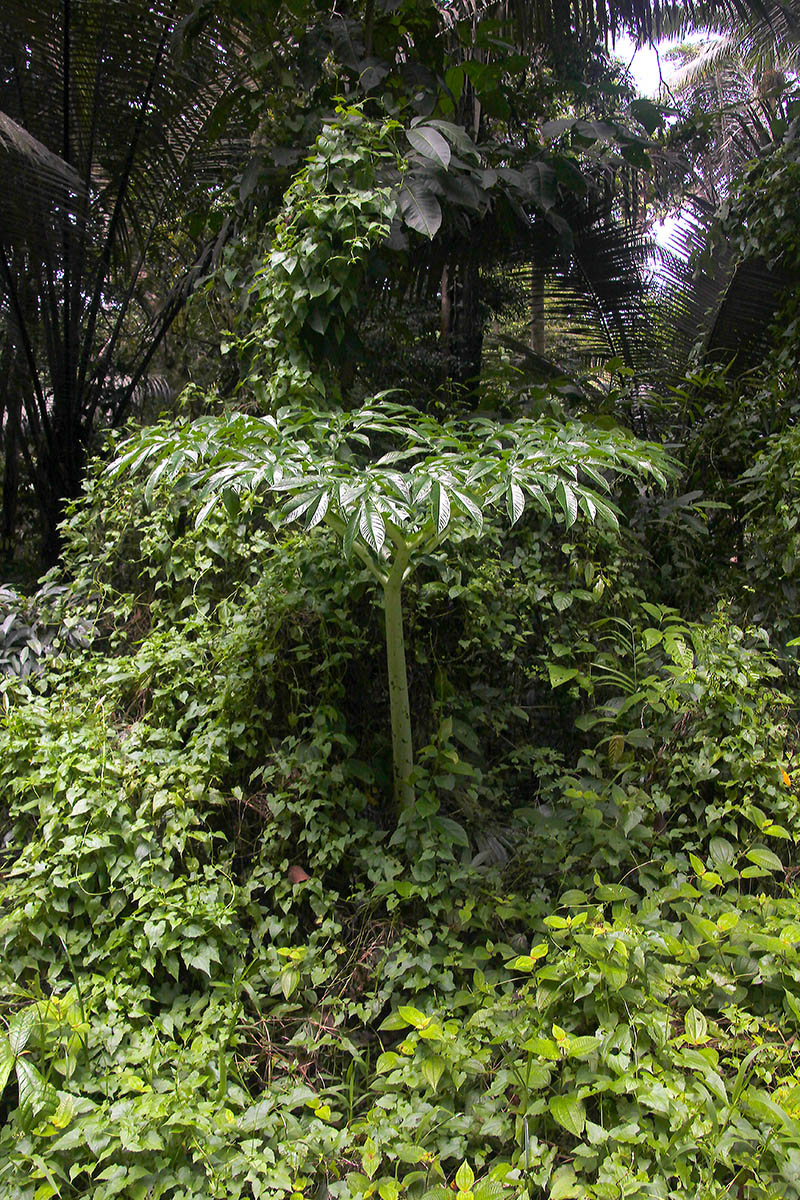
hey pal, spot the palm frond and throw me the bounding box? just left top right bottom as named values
left=0, top=112, right=84, bottom=246
left=0, top=0, right=251, bottom=552
left=649, top=201, right=731, bottom=368
left=651, top=197, right=784, bottom=374
left=705, top=256, right=786, bottom=367
left=657, top=0, right=799, bottom=61
left=450, top=0, right=772, bottom=48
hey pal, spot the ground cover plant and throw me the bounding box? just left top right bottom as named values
left=3, top=48, right=800, bottom=1200
left=2, top=475, right=800, bottom=1200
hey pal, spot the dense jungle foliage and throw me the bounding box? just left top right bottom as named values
left=3, top=1, right=800, bottom=1198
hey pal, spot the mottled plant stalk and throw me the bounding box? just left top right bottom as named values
left=382, top=541, right=414, bottom=814
left=324, top=512, right=417, bottom=814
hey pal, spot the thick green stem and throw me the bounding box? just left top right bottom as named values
left=383, top=553, right=414, bottom=815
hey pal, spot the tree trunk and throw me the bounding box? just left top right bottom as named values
left=440, top=263, right=451, bottom=348
left=35, top=428, right=85, bottom=565
left=1, top=391, right=20, bottom=554
left=450, top=255, right=483, bottom=394
left=530, top=263, right=545, bottom=356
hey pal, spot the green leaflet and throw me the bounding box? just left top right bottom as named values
left=548, top=1093, right=586, bottom=1136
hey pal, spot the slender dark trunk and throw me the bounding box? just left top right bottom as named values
left=2, top=390, right=20, bottom=553
left=450, top=255, right=483, bottom=395
left=530, top=263, right=545, bottom=356
left=440, top=263, right=450, bottom=348
left=36, top=429, right=85, bottom=565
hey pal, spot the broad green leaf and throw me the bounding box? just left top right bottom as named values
left=444, top=65, right=465, bottom=100
left=398, top=1005, right=429, bottom=1029
left=717, top=910, right=740, bottom=932
left=746, top=846, right=783, bottom=872
left=549, top=1093, right=585, bottom=1136
left=685, top=1007, right=709, bottom=1044
left=567, top=1035, right=601, bottom=1058
left=375, top=1052, right=403, bottom=1074
left=547, top=664, right=578, bottom=688
left=642, top=627, right=663, bottom=651
left=510, top=945, right=548, bottom=971
left=406, top=126, right=451, bottom=168
left=595, top=883, right=636, bottom=902
left=421, top=1055, right=445, bottom=1091
left=549, top=1166, right=580, bottom=1200
left=396, top=1144, right=426, bottom=1163
left=664, top=632, right=693, bottom=669
left=362, top=1138, right=380, bottom=1180
left=591, top=495, right=620, bottom=530
left=221, top=487, right=240, bottom=518
left=578, top=492, right=596, bottom=521
left=16, top=1058, right=57, bottom=1117
left=451, top=487, right=483, bottom=531
left=8, top=1006, right=38, bottom=1056
left=0, top=1039, right=14, bottom=1096
left=432, top=815, right=469, bottom=847
left=785, top=991, right=800, bottom=1025
left=747, top=1089, right=800, bottom=1139
left=585, top=1120, right=608, bottom=1144
left=49, top=1092, right=76, bottom=1129
left=379, top=1012, right=412, bottom=1031
left=523, top=1036, right=559, bottom=1060
left=679, top=1049, right=728, bottom=1104
left=397, top=180, right=442, bottom=238
left=709, top=836, right=734, bottom=867
left=280, top=968, right=300, bottom=1000
left=608, top=733, right=625, bottom=765
left=600, top=960, right=627, bottom=988
left=526, top=1061, right=553, bottom=1089
left=455, top=1162, right=475, bottom=1192
left=343, top=507, right=360, bottom=560
left=637, top=1078, right=671, bottom=1114
left=528, top=482, right=552, bottom=517
left=194, top=493, right=221, bottom=529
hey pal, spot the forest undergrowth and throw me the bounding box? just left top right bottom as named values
left=3, top=109, right=800, bottom=1200
left=1, top=460, right=800, bottom=1200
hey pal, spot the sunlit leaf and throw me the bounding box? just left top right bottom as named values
left=549, top=1093, right=586, bottom=1136
left=431, top=481, right=451, bottom=535
left=746, top=846, right=783, bottom=873
left=359, top=503, right=386, bottom=554
left=506, top=482, right=525, bottom=524
left=306, top=491, right=330, bottom=530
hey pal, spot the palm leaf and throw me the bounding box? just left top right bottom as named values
left=0, top=112, right=85, bottom=245
left=652, top=197, right=784, bottom=374
left=0, top=0, right=251, bottom=554
left=445, top=0, right=771, bottom=48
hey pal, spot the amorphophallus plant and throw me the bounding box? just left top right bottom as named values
left=110, top=399, right=677, bottom=815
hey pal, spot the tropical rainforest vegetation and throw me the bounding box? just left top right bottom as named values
left=3, top=0, right=800, bottom=1197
